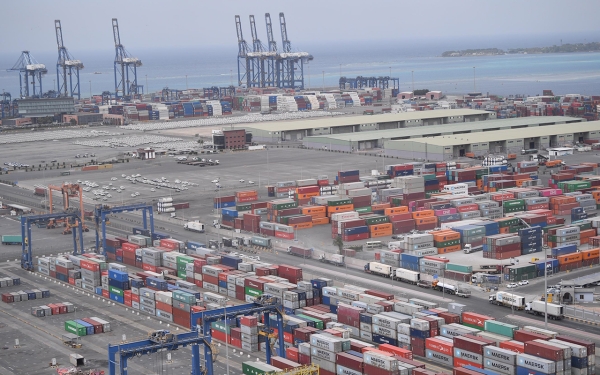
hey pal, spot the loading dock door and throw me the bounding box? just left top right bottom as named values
left=529, top=141, right=535, bottom=149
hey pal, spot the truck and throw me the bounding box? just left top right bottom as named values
left=463, top=244, right=483, bottom=254
left=434, top=281, right=471, bottom=298
left=287, top=246, right=312, bottom=258
left=489, top=291, right=526, bottom=310
left=525, top=300, right=564, bottom=320
left=364, top=262, right=394, bottom=278
left=183, top=221, right=205, bottom=233
left=530, top=154, right=564, bottom=167
left=319, top=254, right=345, bottom=267
left=394, top=268, right=420, bottom=285
left=1, top=235, right=23, bottom=245
left=250, top=236, right=271, bottom=248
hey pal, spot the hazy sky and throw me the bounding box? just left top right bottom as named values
left=4, top=0, right=600, bottom=55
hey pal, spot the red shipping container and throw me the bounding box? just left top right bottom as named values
left=514, top=329, right=549, bottom=342
left=524, top=341, right=563, bottom=361
left=438, top=312, right=460, bottom=324
left=336, top=304, right=362, bottom=328
left=453, top=336, right=489, bottom=354
left=411, top=337, right=425, bottom=357
left=142, top=264, right=157, bottom=272
left=461, top=312, right=494, bottom=328
left=453, top=367, right=484, bottom=375
left=156, top=301, right=173, bottom=314
left=555, top=335, right=595, bottom=355
left=453, top=356, right=483, bottom=369
left=499, top=340, right=525, bottom=354
left=378, top=344, right=412, bottom=360
left=335, top=352, right=364, bottom=372
left=203, top=275, right=218, bottom=285
left=286, top=347, right=299, bottom=363
left=364, top=289, right=394, bottom=301
left=102, top=290, right=109, bottom=298
left=363, top=363, right=398, bottom=375
left=426, top=337, right=453, bottom=356
left=396, top=357, right=426, bottom=369
left=230, top=338, right=242, bottom=348
left=462, top=334, right=495, bottom=346
left=298, top=353, right=311, bottom=365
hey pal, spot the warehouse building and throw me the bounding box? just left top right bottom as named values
left=17, top=97, right=75, bottom=117
left=244, top=109, right=494, bottom=143
left=301, top=116, right=582, bottom=152
left=383, top=121, right=600, bottom=161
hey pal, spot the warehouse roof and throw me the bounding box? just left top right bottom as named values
left=386, top=121, right=599, bottom=147
left=243, top=109, right=489, bottom=132
left=302, top=116, right=580, bottom=142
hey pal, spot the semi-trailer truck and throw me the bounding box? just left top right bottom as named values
left=319, top=254, right=345, bottom=267
left=489, top=291, right=526, bottom=310
left=525, top=300, right=564, bottom=320
left=434, top=281, right=471, bottom=298
left=287, top=246, right=312, bottom=258
left=364, top=262, right=394, bottom=278
left=183, top=221, right=205, bottom=233
left=394, top=268, right=420, bottom=285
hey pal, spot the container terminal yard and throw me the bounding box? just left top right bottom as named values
left=1, top=12, right=600, bottom=375
left=1, top=109, right=600, bottom=375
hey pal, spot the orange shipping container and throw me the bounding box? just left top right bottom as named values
left=515, top=179, right=532, bottom=187
left=369, top=223, right=393, bottom=233
left=235, top=190, right=258, bottom=198
left=437, top=244, right=462, bottom=254
left=557, top=252, right=582, bottom=265
left=580, top=229, right=596, bottom=238
left=302, top=206, right=326, bottom=215
left=416, top=216, right=437, bottom=225
left=581, top=248, right=600, bottom=260
left=297, top=192, right=320, bottom=199
left=433, top=231, right=461, bottom=242
left=412, top=210, right=434, bottom=219
left=327, top=204, right=354, bottom=215
left=384, top=207, right=408, bottom=216
left=370, top=229, right=393, bottom=238
left=291, top=222, right=313, bottom=230
left=371, top=203, right=391, bottom=211
left=311, top=217, right=330, bottom=225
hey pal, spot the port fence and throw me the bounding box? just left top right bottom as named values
left=564, top=305, right=600, bottom=324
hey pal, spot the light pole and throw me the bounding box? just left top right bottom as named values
left=543, top=242, right=549, bottom=329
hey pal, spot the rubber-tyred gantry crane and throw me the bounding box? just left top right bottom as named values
left=55, top=20, right=84, bottom=99
left=112, top=18, right=142, bottom=99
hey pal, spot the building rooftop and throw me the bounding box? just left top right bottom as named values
left=386, top=120, right=599, bottom=147
left=302, top=116, right=580, bottom=142
left=243, top=109, right=489, bottom=132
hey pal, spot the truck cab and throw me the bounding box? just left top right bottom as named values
left=463, top=244, right=472, bottom=254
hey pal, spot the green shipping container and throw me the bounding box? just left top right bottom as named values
left=364, top=216, right=389, bottom=225
left=245, top=287, right=263, bottom=297
left=508, top=265, right=536, bottom=275
left=295, top=314, right=324, bottom=330
left=446, top=263, right=473, bottom=274
left=211, top=321, right=236, bottom=334
left=272, top=201, right=298, bottom=210
left=236, top=204, right=252, bottom=212
left=176, top=256, right=194, bottom=267
left=328, top=199, right=353, bottom=206
left=177, top=270, right=186, bottom=279
left=355, top=206, right=372, bottom=213
left=242, top=361, right=281, bottom=375
left=503, top=199, right=525, bottom=207
left=484, top=320, right=518, bottom=339
left=461, top=323, right=483, bottom=331
left=65, top=320, right=87, bottom=336
left=108, top=286, right=123, bottom=297
left=542, top=224, right=564, bottom=233
left=1, top=235, right=22, bottom=244
left=571, top=221, right=592, bottom=230
left=497, top=218, right=520, bottom=228
left=435, top=239, right=461, bottom=247
left=173, top=290, right=196, bottom=304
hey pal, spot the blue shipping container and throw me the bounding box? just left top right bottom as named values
left=74, top=319, right=94, bottom=335
left=360, top=313, right=373, bottom=324
left=109, top=293, right=125, bottom=304
left=515, top=366, right=546, bottom=375
left=131, top=279, right=144, bottom=288
left=146, top=277, right=168, bottom=291
left=571, top=355, right=588, bottom=369
left=410, top=328, right=430, bottom=339
left=152, top=231, right=170, bottom=240
left=401, top=254, right=422, bottom=263
left=311, top=279, right=327, bottom=289
left=518, top=226, right=542, bottom=237
left=551, top=244, right=578, bottom=257
left=339, top=170, right=360, bottom=177
left=345, top=350, right=364, bottom=359
left=344, top=226, right=369, bottom=235
left=218, top=280, right=227, bottom=289
left=371, top=333, right=397, bottom=346
left=463, top=365, right=501, bottom=375
left=221, top=255, right=243, bottom=268
left=322, top=296, right=330, bottom=306
left=109, top=269, right=129, bottom=282
left=221, top=208, right=239, bottom=218
left=108, top=279, right=129, bottom=290
left=186, top=241, right=206, bottom=250
left=95, top=287, right=103, bottom=295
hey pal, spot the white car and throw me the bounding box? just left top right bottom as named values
left=507, top=283, right=518, bottom=289
left=121, top=174, right=127, bottom=178
left=131, top=193, right=136, bottom=197
left=248, top=181, right=255, bottom=184
left=116, top=189, right=122, bottom=193
left=111, top=177, right=117, bottom=181
left=106, top=194, right=112, bottom=198
left=211, top=179, right=219, bottom=183
left=134, top=192, right=140, bottom=196
left=518, top=280, right=529, bottom=286
left=151, top=188, right=155, bottom=192
left=239, top=179, right=245, bottom=183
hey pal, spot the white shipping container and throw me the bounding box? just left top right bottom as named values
left=484, top=358, right=515, bottom=375
left=410, top=318, right=429, bottom=331
left=363, top=352, right=398, bottom=371
left=517, top=354, right=556, bottom=374
left=372, top=324, right=396, bottom=338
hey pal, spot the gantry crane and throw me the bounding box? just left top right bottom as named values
left=0, top=92, right=15, bottom=119
left=21, top=212, right=84, bottom=271
left=48, top=183, right=85, bottom=217
left=93, top=203, right=154, bottom=255
left=235, top=15, right=254, bottom=88
left=264, top=13, right=279, bottom=87
left=278, top=12, right=312, bottom=90
left=112, top=18, right=143, bottom=99
left=7, top=51, right=48, bottom=98
left=108, top=297, right=290, bottom=375
left=55, top=20, right=84, bottom=99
